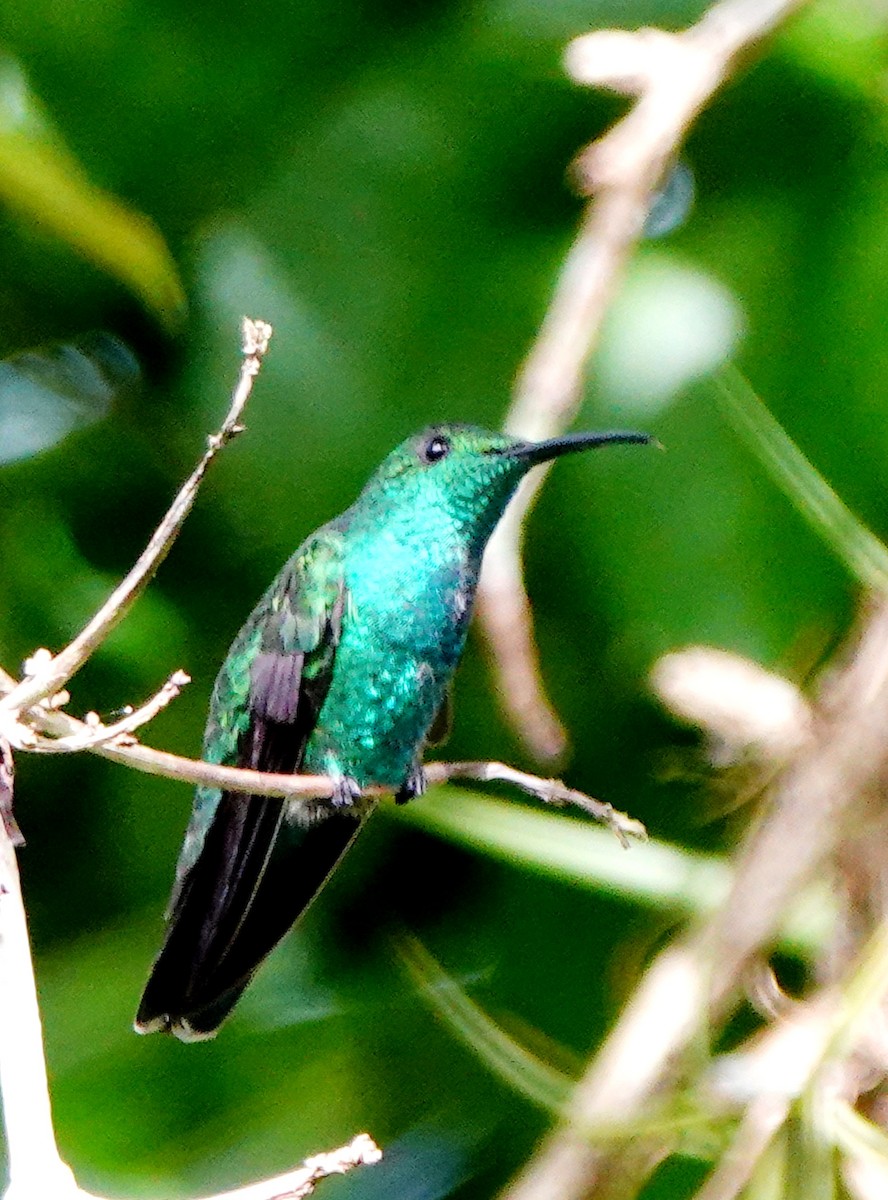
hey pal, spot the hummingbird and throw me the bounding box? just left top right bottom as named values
left=135, top=423, right=650, bottom=1040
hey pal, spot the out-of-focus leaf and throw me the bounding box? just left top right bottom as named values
left=831, top=1098, right=888, bottom=1180
left=784, top=0, right=888, bottom=101
left=596, top=257, right=744, bottom=416
left=394, top=933, right=723, bottom=1147
left=0, top=54, right=185, bottom=330
left=714, top=367, right=888, bottom=593
left=394, top=931, right=572, bottom=1114
left=0, top=332, right=139, bottom=464
left=391, top=789, right=834, bottom=956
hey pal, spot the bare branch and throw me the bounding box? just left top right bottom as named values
left=196, top=1135, right=382, bottom=1200
left=503, top=595, right=888, bottom=1200
left=0, top=318, right=272, bottom=722
left=477, top=0, right=806, bottom=761
left=430, top=760, right=646, bottom=846
left=0, top=659, right=640, bottom=835
left=17, top=671, right=192, bottom=754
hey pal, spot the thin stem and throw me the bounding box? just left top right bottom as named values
left=15, top=671, right=191, bottom=754
left=0, top=318, right=272, bottom=720
left=196, top=1135, right=382, bottom=1200
left=432, top=761, right=646, bottom=845
left=477, top=0, right=806, bottom=763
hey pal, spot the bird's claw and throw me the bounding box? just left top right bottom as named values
left=395, top=761, right=427, bottom=805
left=331, top=775, right=362, bottom=810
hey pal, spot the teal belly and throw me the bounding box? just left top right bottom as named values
left=304, top=521, right=478, bottom=788
left=302, top=647, right=449, bottom=787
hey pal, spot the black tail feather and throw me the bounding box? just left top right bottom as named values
left=135, top=797, right=363, bottom=1039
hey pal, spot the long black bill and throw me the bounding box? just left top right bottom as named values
left=502, top=430, right=653, bottom=466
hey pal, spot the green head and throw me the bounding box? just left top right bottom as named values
left=354, top=423, right=652, bottom=543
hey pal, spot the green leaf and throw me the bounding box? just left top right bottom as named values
left=0, top=332, right=140, bottom=463
left=392, top=788, right=834, bottom=956
left=393, top=930, right=572, bottom=1114
left=714, top=366, right=888, bottom=593
left=0, top=55, right=185, bottom=331
left=394, top=931, right=727, bottom=1146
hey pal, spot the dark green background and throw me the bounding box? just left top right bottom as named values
left=0, top=1, right=881, bottom=1196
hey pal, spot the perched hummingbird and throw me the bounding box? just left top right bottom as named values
left=136, top=423, right=650, bottom=1040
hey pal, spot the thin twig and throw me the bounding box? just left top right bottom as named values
left=195, top=1135, right=382, bottom=1200
left=0, top=318, right=272, bottom=721
left=10, top=671, right=191, bottom=754
left=435, top=761, right=646, bottom=846
left=476, top=0, right=806, bottom=762
left=0, top=690, right=641, bottom=855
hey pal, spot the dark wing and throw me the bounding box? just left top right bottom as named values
left=136, top=529, right=359, bottom=1040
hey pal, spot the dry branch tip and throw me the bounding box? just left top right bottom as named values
left=0, top=320, right=273, bottom=724
left=241, top=317, right=273, bottom=358
left=563, top=27, right=682, bottom=95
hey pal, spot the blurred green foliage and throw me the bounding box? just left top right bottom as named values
left=0, top=0, right=886, bottom=1196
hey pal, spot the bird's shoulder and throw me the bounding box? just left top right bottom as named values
left=209, top=521, right=348, bottom=725
left=255, top=522, right=348, bottom=658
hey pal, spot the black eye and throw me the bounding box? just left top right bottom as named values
left=422, top=434, right=451, bottom=463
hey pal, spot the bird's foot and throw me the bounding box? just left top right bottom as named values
left=331, top=775, right=362, bottom=811
left=395, top=761, right=427, bottom=806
